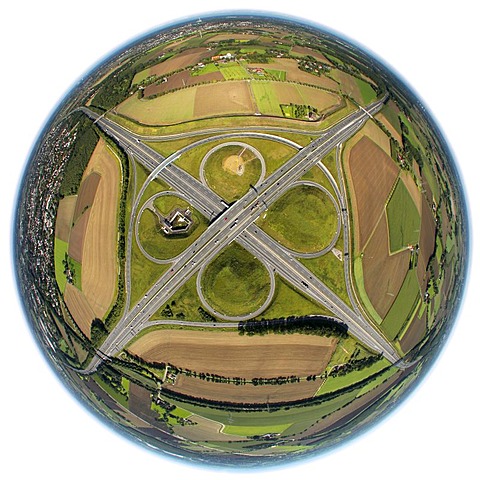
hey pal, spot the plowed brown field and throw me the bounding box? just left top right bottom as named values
left=81, top=139, right=121, bottom=319
left=149, top=48, right=210, bottom=77
left=168, top=374, right=320, bottom=404
left=362, top=212, right=411, bottom=318
left=144, top=70, right=223, bottom=97
left=55, top=196, right=76, bottom=242
left=194, top=81, right=254, bottom=117
left=347, top=136, right=399, bottom=251
left=129, top=330, right=336, bottom=378
left=64, top=283, right=95, bottom=338
left=291, top=45, right=333, bottom=65
left=68, top=210, right=91, bottom=263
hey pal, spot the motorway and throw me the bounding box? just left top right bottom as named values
left=79, top=96, right=402, bottom=373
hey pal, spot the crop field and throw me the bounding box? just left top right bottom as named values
left=251, top=81, right=282, bottom=116
left=128, top=330, right=337, bottom=378
left=346, top=135, right=399, bottom=250
left=356, top=78, right=377, bottom=104
left=381, top=270, right=421, bottom=341
left=318, top=358, right=392, bottom=395
left=218, top=64, right=250, bottom=80
left=362, top=212, right=411, bottom=318
left=72, top=171, right=101, bottom=223
left=143, top=70, right=223, bottom=97
left=249, top=58, right=339, bottom=90
left=55, top=196, right=76, bottom=242
left=64, top=283, right=95, bottom=338
left=291, top=45, right=333, bottom=64
left=194, top=81, right=255, bottom=118
left=417, top=196, right=437, bottom=292
left=265, top=69, right=286, bottom=81
left=134, top=47, right=211, bottom=82
left=203, top=145, right=261, bottom=202
left=170, top=381, right=363, bottom=434
left=399, top=307, right=427, bottom=353
left=257, top=185, right=337, bottom=253
left=207, top=33, right=261, bottom=43
left=386, top=179, right=421, bottom=253
left=251, top=81, right=341, bottom=117
left=169, top=374, right=321, bottom=404
left=68, top=209, right=91, bottom=263
left=117, top=87, right=196, bottom=125
left=81, top=140, right=121, bottom=320
left=201, top=243, right=271, bottom=317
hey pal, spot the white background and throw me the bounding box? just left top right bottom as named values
left=2, top=1, right=478, bottom=478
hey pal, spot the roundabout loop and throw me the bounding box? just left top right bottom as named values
left=195, top=253, right=276, bottom=322
left=135, top=191, right=196, bottom=264
left=199, top=141, right=267, bottom=192
left=268, top=180, right=342, bottom=259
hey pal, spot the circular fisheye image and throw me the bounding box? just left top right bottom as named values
left=15, top=13, right=468, bottom=467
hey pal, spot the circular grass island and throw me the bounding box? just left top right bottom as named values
left=257, top=183, right=339, bottom=254
left=137, top=194, right=209, bottom=261
left=202, top=143, right=264, bottom=202
left=198, top=242, right=274, bottom=319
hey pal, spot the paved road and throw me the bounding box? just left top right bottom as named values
left=80, top=96, right=401, bottom=373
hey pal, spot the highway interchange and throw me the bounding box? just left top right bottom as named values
left=79, top=96, right=404, bottom=373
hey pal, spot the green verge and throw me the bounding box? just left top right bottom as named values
left=381, top=269, right=421, bottom=341
left=386, top=179, right=421, bottom=253
left=300, top=250, right=351, bottom=308
left=256, top=185, right=337, bottom=253
left=222, top=423, right=292, bottom=437
left=129, top=238, right=170, bottom=308
left=54, top=238, right=69, bottom=293
left=201, top=243, right=271, bottom=317
left=260, top=277, right=334, bottom=319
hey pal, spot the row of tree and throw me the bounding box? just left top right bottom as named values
left=238, top=315, right=348, bottom=337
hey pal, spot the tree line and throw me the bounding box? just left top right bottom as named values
left=238, top=315, right=348, bottom=338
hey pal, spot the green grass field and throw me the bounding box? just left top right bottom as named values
left=117, top=87, right=196, bottom=125
left=318, top=358, right=392, bottom=395
left=155, top=274, right=203, bottom=321
left=251, top=81, right=283, bottom=116
left=260, top=276, right=333, bottom=319
left=386, top=179, right=421, bottom=253
left=218, top=64, right=250, bottom=80
left=300, top=249, right=351, bottom=308
left=381, top=269, right=421, bottom=341
left=257, top=185, right=337, bottom=253
left=222, top=423, right=292, bottom=437
left=54, top=238, right=69, bottom=293
left=265, top=69, right=287, bottom=81
left=356, top=78, right=377, bottom=104
left=170, top=383, right=364, bottom=430
left=203, top=145, right=262, bottom=202
left=201, top=243, right=271, bottom=317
